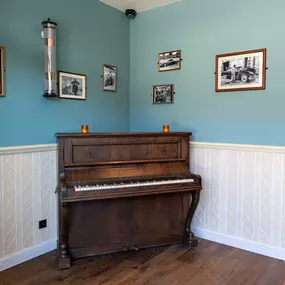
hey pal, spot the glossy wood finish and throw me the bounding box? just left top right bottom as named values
left=2, top=240, right=285, bottom=285
left=56, top=132, right=202, bottom=269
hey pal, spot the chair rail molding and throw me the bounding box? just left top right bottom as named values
left=0, top=144, right=57, bottom=155
left=191, top=141, right=285, bottom=153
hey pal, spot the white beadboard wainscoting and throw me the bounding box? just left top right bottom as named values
left=0, top=141, right=285, bottom=271
left=190, top=142, right=285, bottom=261
left=0, top=144, right=58, bottom=271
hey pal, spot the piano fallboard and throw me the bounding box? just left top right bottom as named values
left=63, top=159, right=191, bottom=185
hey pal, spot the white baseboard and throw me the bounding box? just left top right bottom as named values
left=193, top=228, right=285, bottom=261
left=0, top=239, right=57, bottom=272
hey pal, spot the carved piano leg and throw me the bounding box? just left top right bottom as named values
left=58, top=203, right=71, bottom=269
left=184, top=189, right=201, bottom=248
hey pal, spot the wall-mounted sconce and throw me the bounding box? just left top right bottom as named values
left=41, top=18, right=57, bottom=97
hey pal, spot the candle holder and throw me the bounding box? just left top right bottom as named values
left=81, top=125, right=89, bottom=134
left=163, top=125, right=170, bottom=133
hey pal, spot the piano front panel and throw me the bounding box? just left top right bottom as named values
left=63, top=136, right=184, bottom=165
left=72, top=143, right=179, bottom=163
left=67, top=193, right=186, bottom=258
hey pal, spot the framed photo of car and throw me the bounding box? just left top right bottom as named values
left=158, top=50, right=181, bottom=72
left=58, top=71, right=86, bottom=100
left=0, top=45, right=5, bottom=97
left=152, top=84, right=174, bottom=104
left=102, top=64, right=117, bottom=92
left=215, top=48, right=267, bottom=92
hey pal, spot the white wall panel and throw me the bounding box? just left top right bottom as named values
left=191, top=142, right=285, bottom=261
left=0, top=144, right=58, bottom=271
left=1, top=141, right=285, bottom=271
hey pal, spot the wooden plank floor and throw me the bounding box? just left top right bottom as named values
left=1, top=239, right=285, bottom=285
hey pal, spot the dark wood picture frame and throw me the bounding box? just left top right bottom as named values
left=152, top=84, right=174, bottom=104
left=58, top=71, right=86, bottom=100
left=0, top=46, right=5, bottom=97
left=215, top=48, right=267, bottom=92
left=102, top=64, right=117, bottom=92
left=158, top=50, right=181, bottom=72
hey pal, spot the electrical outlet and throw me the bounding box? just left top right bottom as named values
left=39, top=219, right=47, bottom=229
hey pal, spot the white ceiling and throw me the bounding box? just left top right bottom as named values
left=99, top=0, right=181, bottom=13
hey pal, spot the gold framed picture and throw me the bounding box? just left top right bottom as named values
left=158, top=50, right=181, bottom=72
left=0, top=46, right=5, bottom=97
left=102, top=64, right=117, bottom=92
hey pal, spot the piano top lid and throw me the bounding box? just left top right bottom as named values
left=55, top=132, right=192, bottom=138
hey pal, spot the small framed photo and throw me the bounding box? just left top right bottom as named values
left=158, top=50, right=181, bottom=72
left=0, top=46, right=5, bottom=97
left=102, top=64, right=117, bottom=92
left=153, top=84, right=174, bottom=104
left=58, top=71, right=86, bottom=100
left=215, top=48, right=267, bottom=92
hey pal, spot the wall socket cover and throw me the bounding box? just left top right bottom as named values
left=39, top=219, right=47, bottom=229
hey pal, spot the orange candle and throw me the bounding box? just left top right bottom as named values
left=81, top=125, right=89, bottom=134
left=163, top=125, right=169, bottom=133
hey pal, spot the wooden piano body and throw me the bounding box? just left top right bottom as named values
left=56, top=132, right=202, bottom=269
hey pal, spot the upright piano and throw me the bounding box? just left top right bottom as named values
left=56, top=132, right=202, bottom=269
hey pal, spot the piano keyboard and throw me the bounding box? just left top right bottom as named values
left=74, top=178, right=195, bottom=192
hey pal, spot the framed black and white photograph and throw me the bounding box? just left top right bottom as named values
left=158, top=50, right=181, bottom=72
left=153, top=84, right=174, bottom=104
left=215, top=48, right=266, bottom=92
left=0, top=46, right=5, bottom=97
left=58, top=71, right=86, bottom=100
left=102, top=64, right=117, bottom=92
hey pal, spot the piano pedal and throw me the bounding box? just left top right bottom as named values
left=122, top=244, right=140, bottom=252
left=131, top=244, right=139, bottom=251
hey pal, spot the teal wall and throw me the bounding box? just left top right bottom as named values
left=2, top=0, right=285, bottom=147
left=130, top=0, right=285, bottom=146
left=0, top=0, right=130, bottom=147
